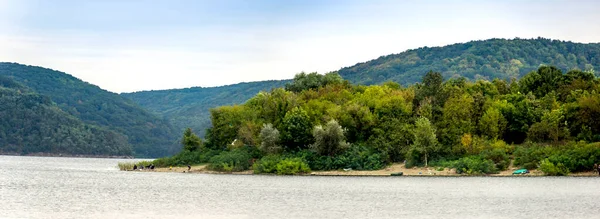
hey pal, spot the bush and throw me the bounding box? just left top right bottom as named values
left=296, top=145, right=387, bottom=171
left=480, top=148, right=510, bottom=171
left=451, top=156, right=497, bottom=175
left=253, top=155, right=283, bottom=174
left=514, top=142, right=600, bottom=172
left=539, top=159, right=570, bottom=176
left=117, top=162, right=135, bottom=171
left=275, top=158, right=311, bottom=175
left=150, top=149, right=220, bottom=168
left=207, top=149, right=253, bottom=172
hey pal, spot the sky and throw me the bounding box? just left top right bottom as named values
left=1, top=0, right=599, bottom=93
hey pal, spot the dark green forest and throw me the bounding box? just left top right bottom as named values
left=124, top=38, right=600, bottom=148
left=0, top=76, right=132, bottom=156
left=122, top=80, right=289, bottom=138
left=0, top=63, right=178, bottom=157
left=151, top=66, right=600, bottom=176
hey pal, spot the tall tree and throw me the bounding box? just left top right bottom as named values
left=411, top=117, right=439, bottom=166
left=181, top=128, right=202, bottom=152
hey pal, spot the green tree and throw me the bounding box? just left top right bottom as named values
left=410, top=117, right=439, bottom=166
left=280, top=107, right=314, bottom=150
left=311, top=120, right=348, bottom=156
left=479, top=107, right=508, bottom=139
left=285, top=72, right=344, bottom=92
left=181, top=128, right=202, bottom=152
left=519, top=66, right=563, bottom=97
left=259, top=123, right=282, bottom=154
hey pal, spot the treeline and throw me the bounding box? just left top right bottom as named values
left=122, top=38, right=600, bottom=145
left=0, top=78, right=132, bottom=156
left=153, top=67, right=600, bottom=175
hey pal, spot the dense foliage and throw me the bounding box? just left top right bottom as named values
left=190, top=64, right=600, bottom=175
left=124, top=38, right=600, bottom=155
left=0, top=63, right=178, bottom=157
left=0, top=78, right=132, bottom=156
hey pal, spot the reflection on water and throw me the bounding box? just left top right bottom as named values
left=1, top=155, right=599, bottom=219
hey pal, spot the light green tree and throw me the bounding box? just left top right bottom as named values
left=479, top=107, right=507, bottom=140
left=181, top=128, right=202, bottom=152
left=411, top=117, right=439, bottom=166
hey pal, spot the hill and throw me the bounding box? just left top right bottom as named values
left=123, top=38, right=600, bottom=139
left=0, top=63, right=178, bottom=157
left=122, top=80, right=289, bottom=138
left=339, top=38, right=600, bottom=85
left=0, top=76, right=132, bottom=156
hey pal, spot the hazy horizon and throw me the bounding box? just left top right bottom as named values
left=1, top=0, right=599, bottom=93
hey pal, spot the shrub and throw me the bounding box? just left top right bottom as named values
left=514, top=142, right=600, bottom=172
left=149, top=149, right=220, bottom=168
left=480, top=148, right=510, bottom=171
left=208, top=149, right=252, bottom=172
left=117, top=162, right=135, bottom=171
left=295, top=145, right=387, bottom=171
left=253, top=155, right=283, bottom=174
left=539, top=159, right=570, bottom=176
left=275, top=158, right=311, bottom=175
left=452, top=156, right=497, bottom=175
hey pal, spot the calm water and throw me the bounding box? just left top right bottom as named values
left=1, top=156, right=599, bottom=219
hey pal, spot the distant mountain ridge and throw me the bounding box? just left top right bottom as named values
left=122, top=80, right=289, bottom=138
left=0, top=63, right=178, bottom=157
left=123, top=38, right=600, bottom=140
left=339, top=38, right=600, bottom=85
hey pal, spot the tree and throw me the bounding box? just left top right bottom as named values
left=479, top=107, right=508, bottom=139
left=259, top=123, right=282, bottom=154
left=285, top=72, right=344, bottom=92
left=311, top=120, right=348, bottom=156
left=410, top=117, right=439, bottom=166
left=519, top=66, right=563, bottom=97
left=181, top=128, right=202, bottom=152
left=280, top=107, right=314, bottom=150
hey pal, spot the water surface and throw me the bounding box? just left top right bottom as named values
left=1, top=155, right=599, bottom=219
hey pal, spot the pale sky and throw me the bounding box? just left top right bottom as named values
left=1, top=0, right=599, bottom=93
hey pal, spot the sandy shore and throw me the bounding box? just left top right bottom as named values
left=137, top=163, right=598, bottom=177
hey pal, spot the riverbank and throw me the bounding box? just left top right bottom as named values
left=1, top=152, right=134, bottom=159
left=135, top=163, right=598, bottom=177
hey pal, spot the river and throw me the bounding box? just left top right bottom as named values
left=1, top=155, right=599, bottom=219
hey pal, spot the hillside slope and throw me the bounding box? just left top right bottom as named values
left=0, top=76, right=132, bottom=156
left=0, top=63, right=178, bottom=157
left=339, top=38, right=600, bottom=85
left=123, top=38, right=600, bottom=139
left=122, top=80, right=289, bottom=138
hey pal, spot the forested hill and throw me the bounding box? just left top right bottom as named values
left=122, top=80, right=289, bottom=138
left=0, top=76, right=132, bottom=156
left=123, top=38, right=600, bottom=140
left=339, top=38, right=600, bottom=85
left=0, top=63, right=178, bottom=157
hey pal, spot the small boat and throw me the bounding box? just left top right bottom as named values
left=512, top=169, right=529, bottom=175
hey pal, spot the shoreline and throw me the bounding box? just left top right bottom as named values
left=0, top=152, right=134, bottom=159
left=134, top=163, right=599, bottom=177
